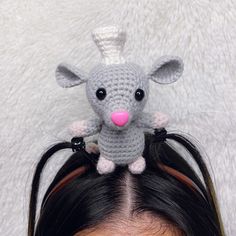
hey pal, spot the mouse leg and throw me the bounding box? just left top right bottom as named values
left=128, top=156, right=146, bottom=174
left=97, top=155, right=115, bottom=174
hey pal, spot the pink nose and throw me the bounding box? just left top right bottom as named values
left=111, top=111, right=129, bottom=127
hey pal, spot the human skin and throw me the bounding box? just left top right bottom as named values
left=75, top=213, right=183, bottom=236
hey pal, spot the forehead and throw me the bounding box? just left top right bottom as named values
left=88, top=63, right=147, bottom=87
left=76, top=213, right=182, bottom=236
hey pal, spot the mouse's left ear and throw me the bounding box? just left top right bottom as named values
left=148, top=56, right=184, bottom=84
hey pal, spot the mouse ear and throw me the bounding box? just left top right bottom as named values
left=148, top=56, right=184, bottom=84
left=55, top=63, right=88, bottom=88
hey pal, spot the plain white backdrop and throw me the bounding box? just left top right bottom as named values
left=0, top=0, right=235, bottom=235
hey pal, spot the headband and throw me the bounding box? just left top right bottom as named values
left=55, top=26, right=184, bottom=174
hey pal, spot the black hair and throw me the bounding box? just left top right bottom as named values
left=28, top=130, right=225, bottom=236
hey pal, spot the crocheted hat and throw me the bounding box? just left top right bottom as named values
left=92, top=25, right=126, bottom=64
left=55, top=26, right=184, bottom=174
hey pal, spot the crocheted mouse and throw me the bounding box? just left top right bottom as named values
left=56, top=26, right=184, bottom=174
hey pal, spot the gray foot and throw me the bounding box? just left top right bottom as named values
left=97, top=155, right=115, bottom=174
left=128, top=156, right=146, bottom=174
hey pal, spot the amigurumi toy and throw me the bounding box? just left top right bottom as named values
left=55, top=26, right=184, bottom=174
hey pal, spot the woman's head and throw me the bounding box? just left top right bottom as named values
left=28, top=132, right=224, bottom=236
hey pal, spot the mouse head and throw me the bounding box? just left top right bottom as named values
left=56, top=26, right=183, bottom=130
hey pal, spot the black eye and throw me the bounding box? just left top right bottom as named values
left=135, top=89, right=145, bottom=101
left=96, top=88, right=106, bottom=100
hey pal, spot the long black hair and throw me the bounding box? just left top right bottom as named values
left=28, top=130, right=225, bottom=236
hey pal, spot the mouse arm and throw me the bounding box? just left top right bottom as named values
left=69, top=117, right=102, bottom=137
left=136, top=112, right=169, bottom=130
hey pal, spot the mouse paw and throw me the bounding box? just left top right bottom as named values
left=97, top=155, right=115, bottom=174
left=153, top=112, right=169, bottom=128
left=69, top=120, right=88, bottom=136
left=128, top=156, right=146, bottom=174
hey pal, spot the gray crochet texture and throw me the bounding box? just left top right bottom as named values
left=55, top=26, right=184, bottom=174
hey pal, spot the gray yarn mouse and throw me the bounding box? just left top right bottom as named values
left=56, top=26, right=184, bottom=174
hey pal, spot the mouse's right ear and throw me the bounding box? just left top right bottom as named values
left=56, top=63, right=88, bottom=88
